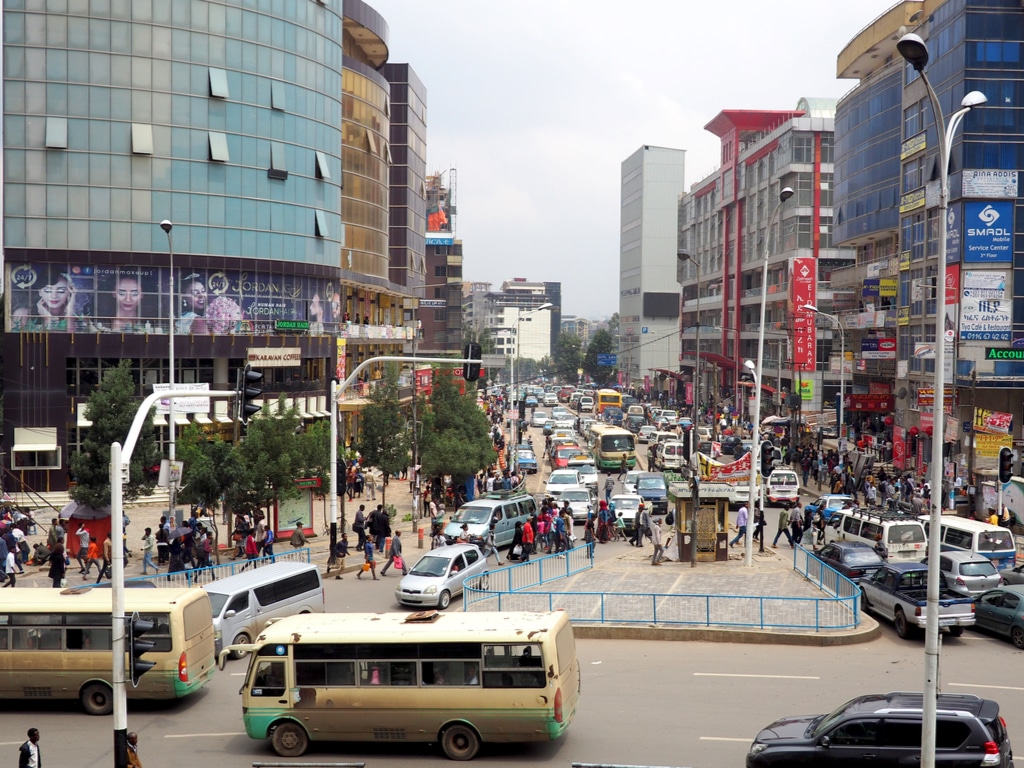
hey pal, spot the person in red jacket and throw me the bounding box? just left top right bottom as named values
left=521, top=516, right=535, bottom=561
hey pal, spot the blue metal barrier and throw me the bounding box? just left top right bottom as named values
left=464, top=542, right=594, bottom=608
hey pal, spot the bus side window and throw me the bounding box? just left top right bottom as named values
left=253, top=661, right=286, bottom=696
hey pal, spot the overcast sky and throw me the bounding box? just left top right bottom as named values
left=368, top=0, right=901, bottom=317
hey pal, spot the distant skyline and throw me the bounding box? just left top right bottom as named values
left=370, top=0, right=900, bottom=316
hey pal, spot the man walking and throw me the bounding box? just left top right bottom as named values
left=650, top=518, right=665, bottom=565
left=380, top=530, right=408, bottom=576
left=604, top=474, right=615, bottom=503
left=617, top=456, right=628, bottom=481
left=729, top=503, right=748, bottom=547
left=75, top=521, right=91, bottom=573
left=18, top=728, right=40, bottom=768
left=788, top=504, right=803, bottom=546
left=141, top=527, right=157, bottom=575
left=772, top=508, right=793, bottom=547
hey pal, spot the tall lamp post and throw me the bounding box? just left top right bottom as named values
left=897, top=32, right=986, bottom=768
left=512, top=303, right=553, bottom=474
left=678, top=249, right=702, bottom=570
left=803, top=305, right=845, bottom=450
left=159, top=220, right=179, bottom=526
left=745, top=186, right=794, bottom=567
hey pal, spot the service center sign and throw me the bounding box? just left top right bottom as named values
left=964, top=201, right=1013, bottom=263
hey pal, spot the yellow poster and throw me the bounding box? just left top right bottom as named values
left=975, top=432, right=1012, bottom=459
left=799, top=379, right=814, bottom=401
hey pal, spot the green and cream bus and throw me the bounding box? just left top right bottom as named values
left=223, top=610, right=580, bottom=760
left=588, top=423, right=636, bottom=471
left=0, top=587, right=216, bottom=715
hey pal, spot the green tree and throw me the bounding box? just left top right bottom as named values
left=462, top=326, right=496, bottom=355
left=70, top=361, right=160, bottom=509
left=418, top=371, right=494, bottom=490
left=176, top=424, right=239, bottom=562
left=357, top=364, right=411, bottom=507
left=552, top=332, right=583, bottom=382
left=231, top=397, right=306, bottom=520
left=607, top=312, right=620, bottom=338
left=583, top=329, right=617, bottom=387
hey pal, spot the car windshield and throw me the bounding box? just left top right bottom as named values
left=637, top=478, right=665, bottom=490
left=979, top=530, right=1014, bottom=551
left=518, top=451, right=535, bottom=460
left=844, top=550, right=884, bottom=566
left=960, top=561, right=998, bottom=576
left=410, top=555, right=452, bottom=578
left=453, top=506, right=492, bottom=524
left=549, top=474, right=576, bottom=485
left=556, top=447, right=582, bottom=458
left=574, top=464, right=597, bottom=475
left=613, top=498, right=640, bottom=509
left=771, top=473, right=797, bottom=485
left=562, top=491, right=591, bottom=502
left=207, top=592, right=229, bottom=616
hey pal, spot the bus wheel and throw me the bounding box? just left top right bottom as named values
left=437, top=590, right=451, bottom=610
left=271, top=722, right=309, bottom=757
left=80, top=682, right=113, bottom=716
left=231, top=632, right=251, bottom=660
left=441, top=723, right=480, bottom=761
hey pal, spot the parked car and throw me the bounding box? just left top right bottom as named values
left=860, top=562, right=975, bottom=638
left=928, top=551, right=1003, bottom=598
left=637, top=425, right=657, bottom=443
left=999, top=562, right=1024, bottom=585
left=394, top=544, right=489, bottom=610
left=545, top=469, right=584, bottom=498
left=747, top=691, right=1014, bottom=768
left=815, top=541, right=885, bottom=584
left=516, top=449, right=538, bottom=474
left=530, top=410, right=549, bottom=428
left=559, top=486, right=597, bottom=523
left=974, top=584, right=1024, bottom=648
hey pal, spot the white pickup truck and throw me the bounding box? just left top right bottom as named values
left=860, top=562, right=976, bottom=639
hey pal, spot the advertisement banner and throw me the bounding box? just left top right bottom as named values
left=861, top=337, right=896, bottom=360
left=962, top=270, right=1007, bottom=299
left=962, top=169, right=1018, bottom=199
left=799, top=379, right=813, bottom=401
left=974, top=408, right=1013, bottom=435
left=7, top=262, right=339, bottom=335
left=153, top=382, right=210, bottom=414
left=946, top=202, right=962, bottom=264
left=976, top=432, right=1013, bottom=459
left=685, top=381, right=693, bottom=406
left=893, top=426, right=906, bottom=470
left=964, top=201, right=1013, bottom=263
left=960, top=297, right=1011, bottom=341
left=790, top=257, right=817, bottom=371
left=335, top=338, right=346, bottom=382
left=707, top=452, right=751, bottom=484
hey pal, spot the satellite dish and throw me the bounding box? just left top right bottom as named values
left=897, top=387, right=908, bottom=400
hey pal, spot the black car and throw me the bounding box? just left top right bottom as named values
left=720, top=435, right=742, bottom=456
left=816, top=541, right=885, bottom=584
left=747, top=691, right=1013, bottom=768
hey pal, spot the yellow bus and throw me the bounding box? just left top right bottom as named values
left=596, top=388, right=622, bottom=414
left=0, top=587, right=216, bottom=715
left=588, top=423, right=636, bottom=470
left=223, top=610, right=580, bottom=760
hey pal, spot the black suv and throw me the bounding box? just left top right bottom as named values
left=747, top=691, right=1013, bottom=767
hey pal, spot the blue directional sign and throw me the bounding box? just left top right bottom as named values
left=597, top=354, right=617, bottom=367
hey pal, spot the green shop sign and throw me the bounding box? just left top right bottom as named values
left=275, top=320, right=310, bottom=331
left=985, top=348, right=1024, bottom=360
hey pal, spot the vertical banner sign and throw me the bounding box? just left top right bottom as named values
left=791, top=257, right=818, bottom=371
left=335, top=337, right=346, bottom=382
left=685, top=381, right=693, bottom=405
left=893, top=426, right=906, bottom=470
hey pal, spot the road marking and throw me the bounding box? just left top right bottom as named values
left=230, top=672, right=246, bottom=676
left=700, top=736, right=752, bottom=742
left=949, top=682, right=1024, bottom=692
left=165, top=732, right=246, bottom=738
left=694, top=673, right=820, bottom=680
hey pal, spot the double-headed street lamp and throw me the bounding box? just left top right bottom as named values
left=745, top=186, right=794, bottom=567
left=803, top=305, right=845, bottom=449
left=512, top=303, right=553, bottom=474
left=897, top=31, right=986, bottom=768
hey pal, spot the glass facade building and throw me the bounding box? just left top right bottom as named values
left=2, top=0, right=423, bottom=492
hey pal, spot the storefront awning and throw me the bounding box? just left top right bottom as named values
left=651, top=368, right=687, bottom=382
left=152, top=414, right=168, bottom=426
left=172, top=413, right=190, bottom=426
left=739, top=380, right=778, bottom=395
left=193, top=413, right=213, bottom=425
left=12, top=427, right=58, bottom=452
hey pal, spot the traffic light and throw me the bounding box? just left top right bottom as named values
left=761, top=440, right=774, bottom=477
left=337, top=458, right=347, bottom=495
left=236, top=364, right=263, bottom=424
left=463, top=342, right=482, bottom=382
left=128, top=612, right=156, bottom=687
left=680, top=427, right=691, bottom=456
left=999, top=447, right=1014, bottom=484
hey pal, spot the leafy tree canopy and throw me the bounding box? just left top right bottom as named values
left=357, top=363, right=411, bottom=482
left=418, top=371, right=494, bottom=484
left=552, top=332, right=583, bottom=382
left=582, top=329, right=617, bottom=388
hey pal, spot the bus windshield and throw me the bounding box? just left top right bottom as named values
left=601, top=435, right=635, bottom=452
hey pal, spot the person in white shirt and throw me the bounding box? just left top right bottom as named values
left=3, top=549, right=17, bottom=587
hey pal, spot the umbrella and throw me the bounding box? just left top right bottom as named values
left=60, top=501, right=111, bottom=520
left=168, top=526, right=193, bottom=540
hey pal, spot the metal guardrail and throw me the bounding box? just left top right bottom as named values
left=96, top=548, right=311, bottom=589
left=463, top=543, right=594, bottom=609
left=465, top=543, right=861, bottom=632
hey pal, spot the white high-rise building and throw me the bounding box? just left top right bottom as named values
left=619, top=146, right=687, bottom=396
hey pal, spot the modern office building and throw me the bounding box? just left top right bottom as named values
left=676, top=102, right=854, bottom=418
left=833, top=0, right=1024, bottom=484
left=2, top=0, right=422, bottom=494
left=619, top=145, right=686, bottom=397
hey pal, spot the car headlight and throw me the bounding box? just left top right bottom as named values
left=424, top=585, right=438, bottom=595
left=749, top=742, right=767, bottom=755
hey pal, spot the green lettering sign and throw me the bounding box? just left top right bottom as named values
left=275, top=320, right=310, bottom=331
left=985, top=347, right=1024, bottom=360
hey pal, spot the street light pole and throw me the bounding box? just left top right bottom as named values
left=803, top=305, right=845, bottom=451
left=745, top=186, right=793, bottom=567
left=898, top=32, right=986, bottom=768
left=159, top=220, right=178, bottom=527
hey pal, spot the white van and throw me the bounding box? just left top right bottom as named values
left=919, top=515, right=1016, bottom=570
left=204, top=561, right=324, bottom=658
left=444, top=492, right=538, bottom=548
left=825, top=509, right=927, bottom=561
left=655, top=441, right=688, bottom=471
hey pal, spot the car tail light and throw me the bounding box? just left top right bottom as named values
left=985, top=740, right=1000, bottom=754
left=554, top=687, right=563, bottom=723
left=849, top=569, right=863, bottom=578
left=178, top=652, right=189, bottom=682
left=981, top=740, right=1001, bottom=765
left=955, top=577, right=967, bottom=587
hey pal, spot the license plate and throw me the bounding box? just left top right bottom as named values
left=938, top=618, right=956, bottom=626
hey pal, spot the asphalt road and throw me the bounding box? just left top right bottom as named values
left=8, top=629, right=1022, bottom=768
